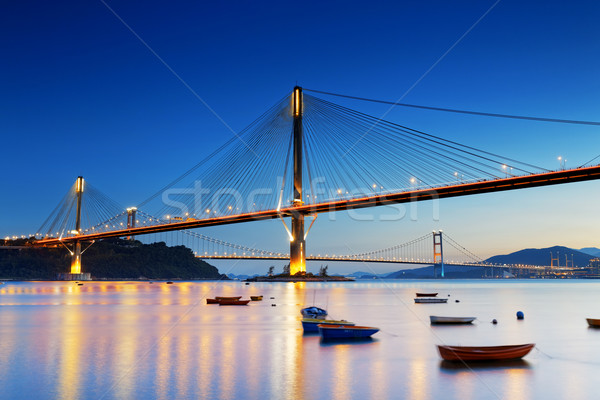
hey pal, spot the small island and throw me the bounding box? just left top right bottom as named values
left=245, top=265, right=354, bottom=282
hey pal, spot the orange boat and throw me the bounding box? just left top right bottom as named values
left=586, top=318, right=600, bottom=327
left=437, top=343, right=535, bottom=362
left=219, top=299, right=250, bottom=306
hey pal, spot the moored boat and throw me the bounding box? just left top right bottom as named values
left=206, top=298, right=220, bottom=304
left=318, top=324, right=379, bottom=339
left=586, top=318, right=600, bottom=327
left=430, top=316, right=476, bottom=325
left=215, top=296, right=242, bottom=301
left=302, top=318, right=355, bottom=333
left=301, top=306, right=327, bottom=319
left=250, top=295, right=263, bottom=301
left=437, top=343, right=535, bottom=362
left=415, top=298, right=448, bottom=304
left=219, top=299, right=250, bottom=305
left=416, top=292, right=438, bottom=297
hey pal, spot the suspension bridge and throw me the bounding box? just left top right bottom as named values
left=6, top=87, right=599, bottom=279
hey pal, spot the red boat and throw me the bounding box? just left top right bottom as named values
left=437, top=343, right=535, bottom=362
left=207, top=296, right=242, bottom=304
left=416, top=292, right=438, bottom=297
left=586, top=318, right=600, bottom=327
left=219, top=299, right=250, bottom=306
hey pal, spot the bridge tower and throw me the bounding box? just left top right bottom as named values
left=70, top=176, right=84, bottom=274
left=433, top=230, right=444, bottom=278
left=126, top=207, right=137, bottom=240
left=58, top=176, right=92, bottom=281
left=289, top=86, right=306, bottom=275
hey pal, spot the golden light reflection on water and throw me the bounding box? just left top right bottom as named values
left=407, top=358, right=430, bottom=400
left=57, top=304, right=83, bottom=400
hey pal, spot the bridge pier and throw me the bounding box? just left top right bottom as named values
left=289, top=86, right=306, bottom=275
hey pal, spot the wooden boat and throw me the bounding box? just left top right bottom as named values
left=218, top=299, right=250, bottom=306
left=302, top=318, right=355, bottom=333
left=416, top=292, right=438, bottom=297
left=215, top=296, right=242, bottom=300
left=586, top=318, right=600, bottom=327
left=415, top=298, right=448, bottom=304
left=430, top=316, right=476, bottom=325
left=301, top=306, right=327, bottom=318
left=437, top=343, right=535, bottom=362
left=318, top=324, right=379, bottom=339
left=206, top=298, right=220, bottom=304
left=250, top=295, right=263, bottom=301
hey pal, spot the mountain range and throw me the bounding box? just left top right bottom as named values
left=485, top=245, right=594, bottom=267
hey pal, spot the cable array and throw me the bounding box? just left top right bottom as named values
left=38, top=182, right=125, bottom=239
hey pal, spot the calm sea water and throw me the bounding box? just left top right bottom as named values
left=1, top=280, right=600, bottom=400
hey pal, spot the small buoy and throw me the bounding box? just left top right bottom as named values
left=77, top=283, right=83, bottom=286
left=448, top=294, right=451, bottom=297
left=516, top=311, right=524, bottom=320
left=492, top=319, right=498, bottom=324
left=455, top=300, right=460, bottom=303
left=245, top=282, right=250, bottom=285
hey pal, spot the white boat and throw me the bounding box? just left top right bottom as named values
left=415, top=298, right=448, bottom=304
left=430, top=316, right=476, bottom=325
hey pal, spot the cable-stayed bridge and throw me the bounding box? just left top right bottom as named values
left=7, top=87, right=599, bottom=279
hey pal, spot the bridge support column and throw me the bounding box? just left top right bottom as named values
left=289, top=86, right=306, bottom=275
left=433, top=230, right=444, bottom=278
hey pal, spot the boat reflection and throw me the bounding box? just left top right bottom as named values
left=439, top=359, right=533, bottom=372
left=319, top=337, right=379, bottom=347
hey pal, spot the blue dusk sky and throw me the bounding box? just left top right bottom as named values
left=1, top=1, right=599, bottom=274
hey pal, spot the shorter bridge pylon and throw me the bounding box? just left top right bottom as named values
left=433, top=230, right=444, bottom=278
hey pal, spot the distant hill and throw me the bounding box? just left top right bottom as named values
left=485, top=246, right=593, bottom=267
left=227, top=273, right=260, bottom=280
left=346, top=271, right=389, bottom=279
left=579, top=247, right=600, bottom=257
left=386, top=265, right=486, bottom=279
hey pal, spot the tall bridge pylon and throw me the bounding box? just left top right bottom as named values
left=290, top=86, right=306, bottom=275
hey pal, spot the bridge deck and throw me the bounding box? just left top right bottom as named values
left=34, top=165, right=600, bottom=246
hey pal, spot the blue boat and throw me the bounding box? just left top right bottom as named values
left=318, top=324, right=379, bottom=339
left=301, top=306, right=327, bottom=319
left=302, top=318, right=355, bottom=333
